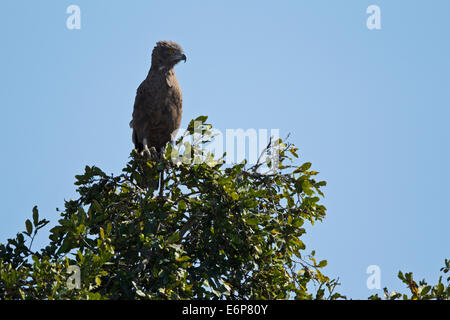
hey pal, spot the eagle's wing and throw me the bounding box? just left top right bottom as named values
left=130, top=73, right=182, bottom=152
left=130, top=78, right=159, bottom=151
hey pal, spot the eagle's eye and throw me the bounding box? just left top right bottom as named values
left=168, top=49, right=174, bottom=55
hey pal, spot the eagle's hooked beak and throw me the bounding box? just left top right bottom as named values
left=172, top=53, right=187, bottom=63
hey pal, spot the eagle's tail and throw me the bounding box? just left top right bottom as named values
left=132, top=130, right=144, bottom=153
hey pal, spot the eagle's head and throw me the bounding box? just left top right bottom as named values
left=151, top=40, right=187, bottom=70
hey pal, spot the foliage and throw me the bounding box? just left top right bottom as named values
left=0, top=116, right=344, bottom=300
left=369, top=259, right=450, bottom=300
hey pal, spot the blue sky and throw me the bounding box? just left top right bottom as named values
left=0, top=0, right=449, bottom=299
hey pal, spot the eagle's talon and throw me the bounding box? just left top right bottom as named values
left=149, top=147, right=159, bottom=161
left=140, top=146, right=151, bottom=159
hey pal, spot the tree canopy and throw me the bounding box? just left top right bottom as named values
left=0, top=117, right=448, bottom=300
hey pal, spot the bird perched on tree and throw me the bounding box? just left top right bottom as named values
left=130, top=40, right=187, bottom=158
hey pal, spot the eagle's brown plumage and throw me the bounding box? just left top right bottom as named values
left=130, top=41, right=186, bottom=156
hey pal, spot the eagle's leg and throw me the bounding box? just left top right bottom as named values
left=158, top=145, right=166, bottom=197
left=158, top=170, right=165, bottom=198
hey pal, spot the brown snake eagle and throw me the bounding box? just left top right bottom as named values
left=130, top=40, right=186, bottom=158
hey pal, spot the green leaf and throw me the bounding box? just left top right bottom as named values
left=168, top=232, right=180, bottom=243
left=318, top=260, right=328, bottom=268
left=301, top=162, right=312, bottom=171
left=419, top=285, right=431, bottom=296
left=292, top=218, right=304, bottom=228
left=246, top=216, right=259, bottom=226
left=25, top=219, right=33, bottom=235
left=176, top=255, right=191, bottom=262
left=57, top=237, right=73, bottom=254
left=178, top=200, right=187, bottom=211
left=32, top=206, right=39, bottom=227
left=195, top=115, right=208, bottom=123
